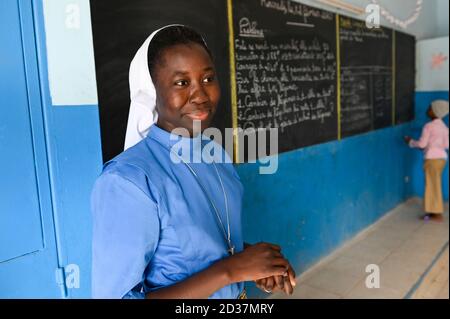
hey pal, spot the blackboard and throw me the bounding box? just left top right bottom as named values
left=231, top=0, right=338, bottom=158
left=395, top=30, right=416, bottom=124
left=91, top=0, right=416, bottom=163
left=339, top=15, right=393, bottom=138
left=90, top=0, right=231, bottom=162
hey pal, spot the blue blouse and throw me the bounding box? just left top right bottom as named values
left=91, top=124, right=244, bottom=299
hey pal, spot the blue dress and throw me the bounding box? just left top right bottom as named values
left=91, top=124, right=244, bottom=298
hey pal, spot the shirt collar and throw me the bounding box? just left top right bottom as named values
left=147, top=123, right=202, bottom=149
left=146, top=124, right=225, bottom=163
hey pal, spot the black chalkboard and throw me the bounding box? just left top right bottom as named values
left=90, top=0, right=231, bottom=162
left=395, top=30, right=416, bottom=124
left=231, top=0, right=338, bottom=158
left=91, top=0, right=416, bottom=163
left=339, top=15, right=393, bottom=138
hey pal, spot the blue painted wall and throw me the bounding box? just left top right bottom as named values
left=0, top=0, right=102, bottom=298
left=0, top=0, right=63, bottom=298
left=237, top=124, right=414, bottom=298
left=237, top=91, right=449, bottom=298
left=32, top=0, right=103, bottom=298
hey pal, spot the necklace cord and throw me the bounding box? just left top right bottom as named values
left=170, top=150, right=234, bottom=254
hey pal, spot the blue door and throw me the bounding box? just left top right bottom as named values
left=0, top=0, right=63, bottom=298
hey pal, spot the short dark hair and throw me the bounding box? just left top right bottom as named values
left=147, top=25, right=213, bottom=79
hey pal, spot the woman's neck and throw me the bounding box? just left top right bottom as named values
left=155, top=120, right=200, bottom=139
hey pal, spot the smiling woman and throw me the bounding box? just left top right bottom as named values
left=149, top=28, right=220, bottom=136
left=90, top=25, right=296, bottom=299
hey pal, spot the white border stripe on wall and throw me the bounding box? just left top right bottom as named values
left=42, top=0, right=98, bottom=105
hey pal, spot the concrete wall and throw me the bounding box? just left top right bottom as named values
left=237, top=123, right=414, bottom=297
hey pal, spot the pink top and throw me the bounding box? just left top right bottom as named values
left=409, top=119, right=449, bottom=159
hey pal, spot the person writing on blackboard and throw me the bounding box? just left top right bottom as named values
left=405, top=100, right=449, bottom=222
left=91, top=25, right=296, bottom=299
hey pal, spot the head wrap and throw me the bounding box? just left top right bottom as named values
left=124, top=24, right=183, bottom=150
left=431, top=100, right=449, bottom=119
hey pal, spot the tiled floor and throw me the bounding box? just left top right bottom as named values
left=270, top=198, right=449, bottom=299
left=410, top=247, right=449, bottom=299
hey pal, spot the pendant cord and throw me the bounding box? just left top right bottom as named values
left=213, top=163, right=231, bottom=245
left=170, top=150, right=233, bottom=254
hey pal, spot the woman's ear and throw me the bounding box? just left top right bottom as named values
left=427, top=107, right=436, bottom=119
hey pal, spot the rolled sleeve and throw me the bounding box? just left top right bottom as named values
left=91, top=170, right=160, bottom=299
left=410, top=125, right=430, bottom=149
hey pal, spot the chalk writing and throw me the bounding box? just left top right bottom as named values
left=235, top=34, right=336, bottom=133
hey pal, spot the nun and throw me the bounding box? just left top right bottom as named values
left=405, top=100, right=449, bottom=222
left=91, top=25, right=296, bottom=299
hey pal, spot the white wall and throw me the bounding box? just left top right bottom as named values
left=295, top=0, right=448, bottom=40
left=416, top=36, right=449, bottom=91
left=436, top=0, right=449, bottom=38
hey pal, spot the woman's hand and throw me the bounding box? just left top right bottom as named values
left=255, top=264, right=296, bottom=296
left=223, top=242, right=292, bottom=283
left=242, top=242, right=297, bottom=296
left=144, top=242, right=297, bottom=299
